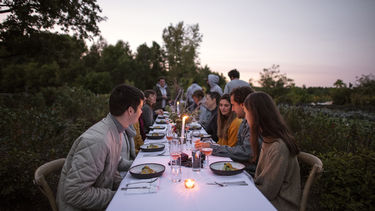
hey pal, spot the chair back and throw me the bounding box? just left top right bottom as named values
left=34, top=158, right=65, bottom=211
left=298, top=152, right=323, bottom=211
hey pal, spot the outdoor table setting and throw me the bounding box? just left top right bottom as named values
left=107, top=111, right=276, bottom=211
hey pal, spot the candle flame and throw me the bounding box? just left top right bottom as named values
left=183, top=115, right=188, bottom=120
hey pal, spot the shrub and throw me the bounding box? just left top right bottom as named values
left=317, top=150, right=375, bottom=210
left=0, top=86, right=108, bottom=207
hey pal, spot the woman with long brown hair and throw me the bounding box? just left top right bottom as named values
left=217, top=94, right=242, bottom=146
left=244, top=91, right=301, bottom=211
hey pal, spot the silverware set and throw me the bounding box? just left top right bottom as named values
left=206, top=181, right=248, bottom=187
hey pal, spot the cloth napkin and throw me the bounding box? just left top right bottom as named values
left=121, top=178, right=159, bottom=195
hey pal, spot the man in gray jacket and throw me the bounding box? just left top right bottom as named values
left=56, top=84, right=144, bottom=211
left=224, top=69, right=251, bottom=94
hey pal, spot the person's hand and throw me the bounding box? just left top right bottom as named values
left=155, top=109, right=163, bottom=115
left=194, top=141, right=210, bottom=149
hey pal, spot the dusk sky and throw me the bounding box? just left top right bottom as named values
left=96, top=0, right=375, bottom=87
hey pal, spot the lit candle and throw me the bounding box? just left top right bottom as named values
left=177, top=101, right=180, bottom=114
left=184, top=179, right=195, bottom=189
left=181, top=115, right=188, bottom=138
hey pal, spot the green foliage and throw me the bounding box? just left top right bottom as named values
left=0, top=0, right=105, bottom=39
left=279, top=105, right=375, bottom=210
left=0, top=86, right=108, bottom=205
left=317, top=150, right=375, bottom=210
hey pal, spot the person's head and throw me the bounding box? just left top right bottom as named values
left=192, top=89, right=204, bottom=104
left=205, top=91, right=221, bottom=111
left=219, top=94, right=232, bottom=116
left=144, top=89, right=156, bottom=106
left=158, top=76, right=166, bottom=87
left=217, top=94, right=237, bottom=140
left=229, top=86, right=254, bottom=118
left=243, top=91, right=299, bottom=156
left=228, top=69, right=240, bottom=80
left=109, top=84, right=144, bottom=125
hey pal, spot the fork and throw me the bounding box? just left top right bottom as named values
left=121, top=186, right=151, bottom=190
left=125, top=178, right=158, bottom=187
left=143, top=151, right=168, bottom=157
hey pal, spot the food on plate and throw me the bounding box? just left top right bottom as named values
left=152, top=133, right=160, bottom=136
left=141, top=165, right=156, bottom=174
left=153, top=126, right=163, bottom=129
left=223, top=162, right=238, bottom=171
left=147, top=144, right=159, bottom=149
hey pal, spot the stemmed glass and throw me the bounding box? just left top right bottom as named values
left=169, top=138, right=182, bottom=182
left=201, top=147, right=213, bottom=169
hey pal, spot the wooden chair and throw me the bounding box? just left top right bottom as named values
left=298, top=152, right=323, bottom=211
left=34, top=158, right=65, bottom=211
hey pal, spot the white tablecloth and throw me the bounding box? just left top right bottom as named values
left=107, top=121, right=276, bottom=211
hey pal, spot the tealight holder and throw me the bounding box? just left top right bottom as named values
left=184, top=179, right=195, bottom=189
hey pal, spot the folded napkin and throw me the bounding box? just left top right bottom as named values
left=121, top=178, right=159, bottom=195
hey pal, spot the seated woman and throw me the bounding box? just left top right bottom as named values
left=204, top=91, right=221, bottom=142
left=217, top=94, right=242, bottom=146
left=141, top=90, right=162, bottom=134
left=243, top=91, right=301, bottom=211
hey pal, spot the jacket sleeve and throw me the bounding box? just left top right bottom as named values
left=224, top=84, right=229, bottom=94
left=63, top=137, right=115, bottom=210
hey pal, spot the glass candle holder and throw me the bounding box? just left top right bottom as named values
left=184, top=179, right=195, bottom=189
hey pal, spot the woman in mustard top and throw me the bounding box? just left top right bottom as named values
left=217, top=94, right=242, bottom=146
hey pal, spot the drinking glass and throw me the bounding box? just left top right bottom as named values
left=169, top=138, right=182, bottom=182
left=201, top=147, right=213, bottom=169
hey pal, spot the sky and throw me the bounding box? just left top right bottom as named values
left=96, top=0, right=375, bottom=87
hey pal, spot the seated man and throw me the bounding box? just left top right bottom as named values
left=56, top=84, right=144, bottom=210
left=196, top=86, right=261, bottom=174
left=204, top=91, right=221, bottom=142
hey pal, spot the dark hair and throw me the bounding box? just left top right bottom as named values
left=217, top=94, right=237, bottom=140
left=144, top=89, right=156, bottom=105
left=144, top=89, right=156, bottom=98
left=109, top=84, right=144, bottom=116
left=158, top=76, right=166, bottom=81
left=230, top=86, right=254, bottom=104
left=207, top=91, right=221, bottom=106
left=244, top=91, right=299, bottom=156
left=228, top=69, right=240, bottom=79
left=192, top=89, right=205, bottom=99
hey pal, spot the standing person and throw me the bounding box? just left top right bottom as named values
left=154, top=76, right=170, bottom=110
left=186, top=81, right=202, bottom=108
left=195, top=86, right=261, bottom=174
left=204, top=91, right=221, bottom=142
left=244, top=91, right=301, bottom=211
left=56, top=84, right=144, bottom=210
left=217, top=94, right=242, bottom=146
left=207, top=74, right=223, bottom=96
left=224, top=69, right=250, bottom=94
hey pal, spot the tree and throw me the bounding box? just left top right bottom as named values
left=0, top=0, right=106, bottom=40
left=258, top=64, right=294, bottom=102
left=333, top=79, right=346, bottom=88
left=162, top=21, right=203, bottom=86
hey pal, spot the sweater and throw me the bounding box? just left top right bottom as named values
left=217, top=117, right=242, bottom=147
left=223, top=78, right=250, bottom=94
left=255, top=138, right=301, bottom=211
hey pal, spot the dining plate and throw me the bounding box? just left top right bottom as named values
left=129, top=163, right=165, bottom=179
left=140, top=143, right=165, bottom=152
left=146, top=133, right=165, bottom=139
left=150, top=126, right=165, bottom=130
left=157, top=116, right=166, bottom=119
left=155, top=120, right=167, bottom=124
left=189, top=125, right=202, bottom=130
left=210, top=161, right=245, bottom=176
left=193, top=133, right=211, bottom=139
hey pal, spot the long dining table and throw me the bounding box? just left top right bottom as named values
left=107, top=118, right=276, bottom=211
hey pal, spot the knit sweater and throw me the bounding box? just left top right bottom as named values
left=255, top=138, right=301, bottom=211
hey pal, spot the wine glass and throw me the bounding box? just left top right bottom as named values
left=201, top=147, right=213, bottom=169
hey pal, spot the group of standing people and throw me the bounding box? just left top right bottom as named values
left=56, top=69, right=302, bottom=211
